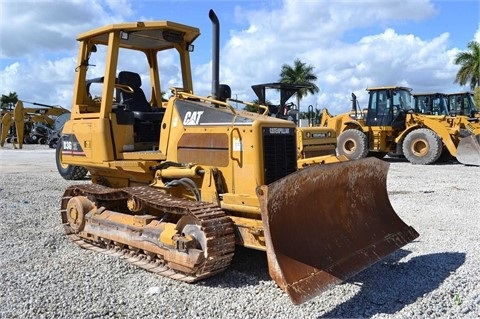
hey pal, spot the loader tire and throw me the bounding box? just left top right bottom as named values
left=56, top=142, right=88, bottom=180
left=402, top=128, right=442, bottom=165
left=337, top=129, right=369, bottom=160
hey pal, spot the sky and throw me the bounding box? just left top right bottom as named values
left=1, top=0, right=479, bottom=114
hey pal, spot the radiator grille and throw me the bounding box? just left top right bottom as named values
left=262, top=127, right=297, bottom=184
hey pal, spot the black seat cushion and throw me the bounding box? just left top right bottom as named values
left=117, top=71, right=152, bottom=112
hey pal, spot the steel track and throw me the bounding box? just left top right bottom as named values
left=61, top=184, right=236, bottom=282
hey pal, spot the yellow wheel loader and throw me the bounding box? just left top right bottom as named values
left=0, top=101, right=25, bottom=148
left=414, top=91, right=480, bottom=120
left=413, top=92, right=449, bottom=116
left=56, top=10, right=419, bottom=305
left=1, top=111, right=16, bottom=147
left=447, top=92, right=479, bottom=119
left=0, top=100, right=89, bottom=178
left=321, top=87, right=480, bottom=166
left=0, top=100, right=71, bottom=147
left=21, top=101, right=70, bottom=145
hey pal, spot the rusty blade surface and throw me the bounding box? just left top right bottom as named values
left=257, top=157, right=419, bottom=305
left=456, top=134, right=480, bottom=166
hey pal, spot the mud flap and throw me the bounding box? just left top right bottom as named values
left=456, top=134, right=480, bottom=166
left=256, top=157, right=419, bottom=305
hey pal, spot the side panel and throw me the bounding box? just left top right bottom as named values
left=61, top=118, right=115, bottom=164
left=163, top=100, right=263, bottom=196
left=177, top=133, right=229, bottom=167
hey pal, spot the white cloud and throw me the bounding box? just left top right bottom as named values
left=212, top=0, right=467, bottom=113
left=475, top=25, right=480, bottom=43
left=0, top=0, right=477, bottom=114
left=0, top=0, right=137, bottom=107
left=1, top=55, right=77, bottom=107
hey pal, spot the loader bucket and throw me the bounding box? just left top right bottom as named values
left=256, top=157, right=419, bottom=305
left=456, top=134, right=480, bottom=166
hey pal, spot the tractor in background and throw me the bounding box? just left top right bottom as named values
left=321, top=86, right=480, bottom=165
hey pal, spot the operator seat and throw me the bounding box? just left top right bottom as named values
left=117, top=71, right=152, bottom=112
left=116, top=71, right=163, bottom=145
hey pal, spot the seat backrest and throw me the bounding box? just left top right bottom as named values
left=117, top=71, right=152, bottom=112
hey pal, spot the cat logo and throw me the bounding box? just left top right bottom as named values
left=183, top=111, right=204, bottom=125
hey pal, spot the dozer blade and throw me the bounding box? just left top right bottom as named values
left=256, top=157, right=419, bottom=305
left=456, top=134, right=480, bottom=166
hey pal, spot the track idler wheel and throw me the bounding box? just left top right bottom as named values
left=66, top=196, right=93, bottom=232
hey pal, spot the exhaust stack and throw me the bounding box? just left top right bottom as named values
left=209, top=9, right=220, bottom=100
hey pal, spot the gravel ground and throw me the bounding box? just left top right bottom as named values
left=0, top=144, right=479, bottom=319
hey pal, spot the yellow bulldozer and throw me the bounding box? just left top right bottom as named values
left=56, top=10, right=419, bottom=304
left=321, top=87, right=480, bottom=166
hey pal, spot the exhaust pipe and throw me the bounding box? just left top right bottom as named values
left=209, top=9, right=220, bottom=100
left=351, top=92, right=360, bottom=118
left=351, top=93, right=357, bottom=112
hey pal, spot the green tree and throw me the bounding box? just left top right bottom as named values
left=299, top=106, right=322, bottom=124
left=474, top=87, right=480, bottom=108
left=278, top=58, right=319, bottom=111
left=244, top=101, right=259, bottom=112
left=454, top=41, right=480, bottom=90
left=244, top=98, right=272, bottom=113
left=1, top=92, right=19, bottom=110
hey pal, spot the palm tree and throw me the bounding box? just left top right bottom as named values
left=1, top=92, right=19, bottom=111
left=278, top=59, right=319, bottom=111
left=454, top=41, right=480, bottom=90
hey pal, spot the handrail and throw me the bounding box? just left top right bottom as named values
left=173, top=89, right=270, bottom=116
